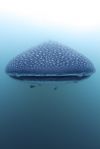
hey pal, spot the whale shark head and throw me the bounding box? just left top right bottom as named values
left=6, top=41, right=95, bottom=82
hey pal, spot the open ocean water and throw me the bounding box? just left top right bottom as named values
left=0, top=16, right=100, bottom=149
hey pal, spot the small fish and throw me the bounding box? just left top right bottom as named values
left=30, top=85, right=36, bottom=88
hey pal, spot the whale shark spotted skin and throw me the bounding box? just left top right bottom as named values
left=6, top=41, right=95, bottom=82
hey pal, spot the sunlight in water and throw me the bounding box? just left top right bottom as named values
left=0, top=0, right=100, bottom=30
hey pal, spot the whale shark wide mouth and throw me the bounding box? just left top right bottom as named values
left=7, top=73, right=91, bottom=81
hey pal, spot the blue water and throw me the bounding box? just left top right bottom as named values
left=0, top=16, right=100, bottom=149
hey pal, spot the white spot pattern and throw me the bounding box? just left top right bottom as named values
left=6, top=41, right=95, bottom=76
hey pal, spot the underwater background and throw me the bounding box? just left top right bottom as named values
left=0, top=15, right=100, bottom=149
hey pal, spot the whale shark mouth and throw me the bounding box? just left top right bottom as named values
left=9, top=74, right=90, bottom=81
